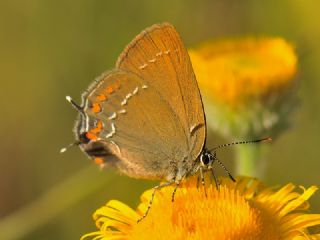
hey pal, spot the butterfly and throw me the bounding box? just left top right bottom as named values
left=64, top=23, right=270, bottom=221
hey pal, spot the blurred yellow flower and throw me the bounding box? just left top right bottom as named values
left=189, top=37, right=298, bottom=139
left=81, top=176, right=320, bottom=240
left=189, top=38, right=296, bottom=107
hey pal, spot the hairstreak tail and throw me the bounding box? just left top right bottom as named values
left=64, top=23, right=271, bottom=221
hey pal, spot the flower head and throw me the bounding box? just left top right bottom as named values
left=81, top=176, right=320, bottom=240
left=189, top=37, right=298, bottom=139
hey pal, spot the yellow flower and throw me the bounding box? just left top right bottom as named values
left=189, top=38, right=296, bottom=107
left=81, top=176, right=320, bottom=240
left=189, top=37, right=298, bottom=139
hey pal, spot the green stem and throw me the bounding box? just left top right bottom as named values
left=234, top=144, right=267, bottom=178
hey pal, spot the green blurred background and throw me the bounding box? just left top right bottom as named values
left=0, top=1, right=319, bottom=239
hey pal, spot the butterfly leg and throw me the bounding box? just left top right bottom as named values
left=210, top=167, right=220, bottom=190
left=199, top=167, right=207, bottom=198
left=196, top=174, right=200, bottom=189
left=138, top=181, right=173, bottom=223
left=171, top=180, right=182, bottom=203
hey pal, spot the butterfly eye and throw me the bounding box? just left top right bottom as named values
left=200, top=153, right=210, bottom=166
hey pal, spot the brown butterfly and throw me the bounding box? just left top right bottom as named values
left=63, top=23, right=270, bottom=221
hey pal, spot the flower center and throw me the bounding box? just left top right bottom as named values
left=128, top=185, right=281, bottom=240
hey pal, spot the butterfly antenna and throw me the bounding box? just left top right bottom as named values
left=216, top=158, right=236, bottom=182
left=66, top=96, right=83, bottom=113
left=210, top=137, right=272, bottom=152
left=60, top=141, right=80, bottom=153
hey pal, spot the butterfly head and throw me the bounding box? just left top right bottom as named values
left=199, top=149, right=217, bottom=170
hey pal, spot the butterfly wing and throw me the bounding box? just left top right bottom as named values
left=79, top=23, right=206, bottom=181
left=81, top=70, right=188, bottom=180
left=116, top=23, right=206, bottom=164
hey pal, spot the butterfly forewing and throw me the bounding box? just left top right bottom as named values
left=116, top=23, right=206, bottom=163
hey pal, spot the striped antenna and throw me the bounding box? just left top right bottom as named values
left=210, top=137, right=272, bottom=152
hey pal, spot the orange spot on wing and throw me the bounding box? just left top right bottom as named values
left=97, top=94, right=107, bottom=101
left=94, top=157, right=104, bottom=166
left=86, top=132, right=97, bottom=141
left=90, top=121, right=103, bottom=134
left=92, top=103, right=102, bottom=113
left=106, top=86, right=114, bottom=94
left=85, top=121, right=103, bottom=141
